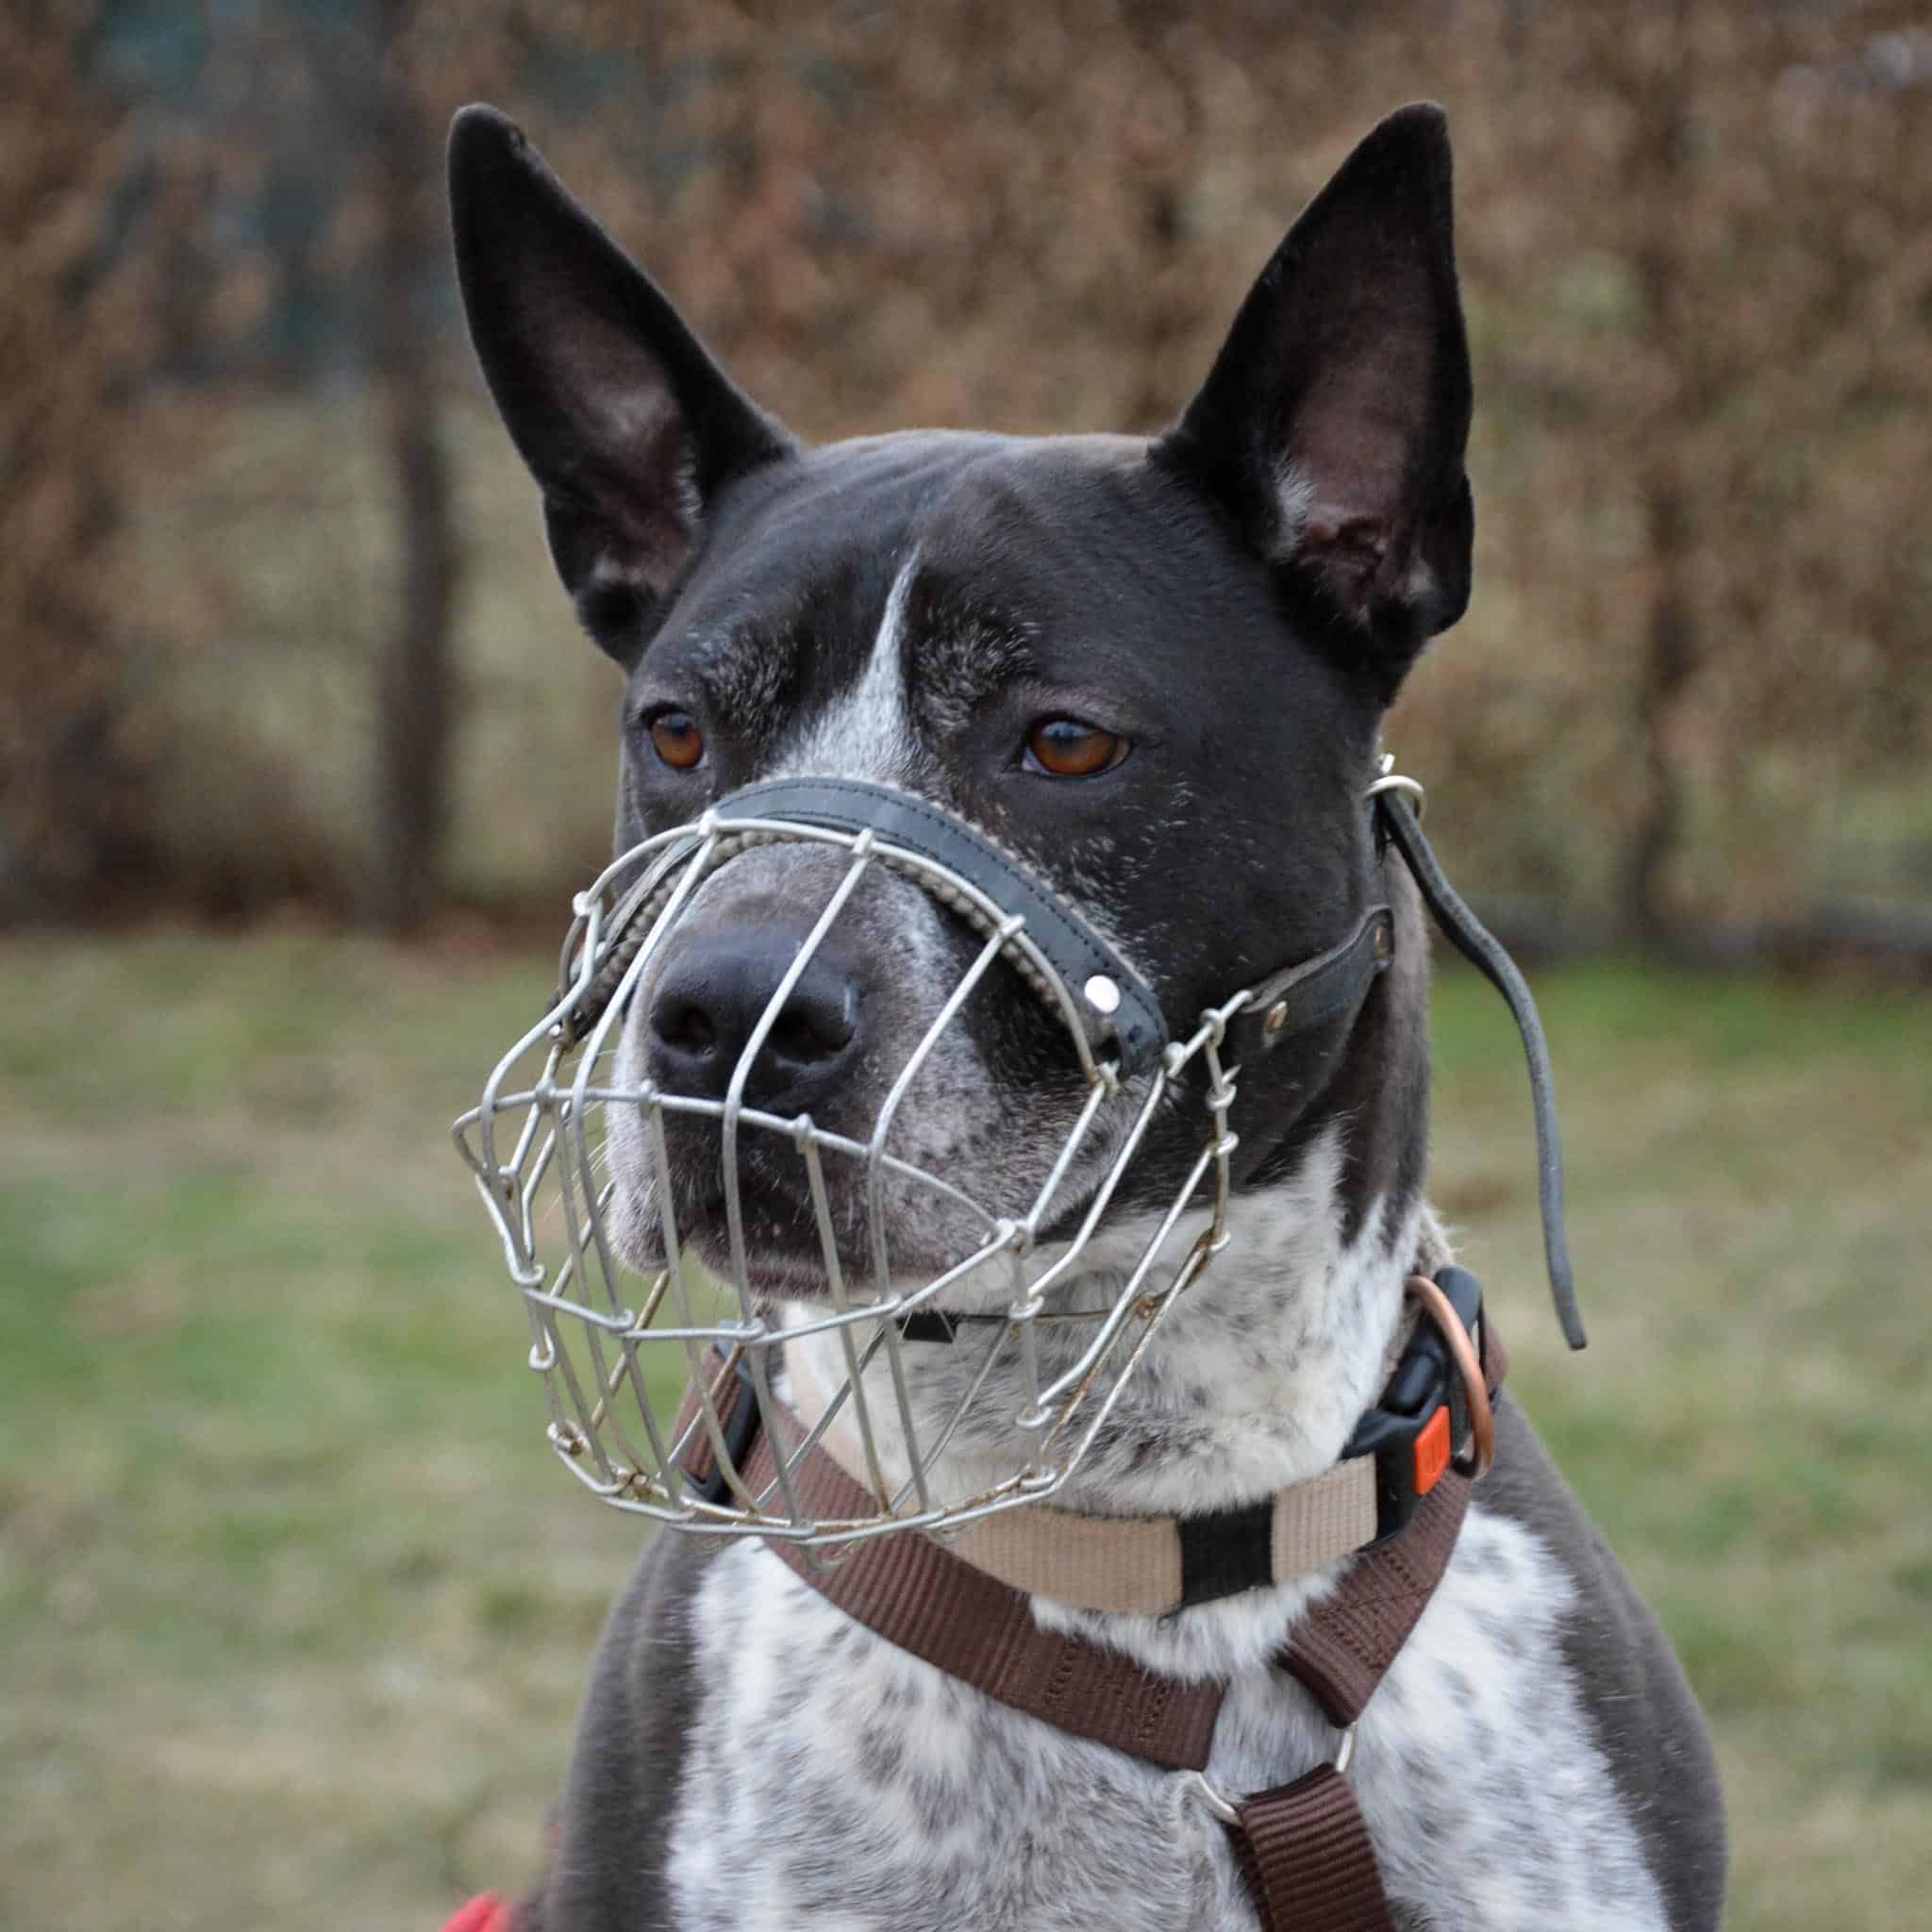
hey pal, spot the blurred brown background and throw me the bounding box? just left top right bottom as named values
left=5, top=6, right=1932, bottom=1929
left=6, top=0, right=1930, bottom=954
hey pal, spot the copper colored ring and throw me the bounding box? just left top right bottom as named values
left=1404, top=1274, right=1494, bottom=1479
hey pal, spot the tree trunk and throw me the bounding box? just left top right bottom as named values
left=1619, top=0, right=1701, bottom=948
left=1621, top=472, right=1696, bottom=944
left=0, top=6, right=149, bottom=921
left=370, top=0, right=457, bottom=936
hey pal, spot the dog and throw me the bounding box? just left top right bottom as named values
left=447, top=100, right=1726, bottom=1932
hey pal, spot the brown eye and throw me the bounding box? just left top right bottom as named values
left=648, top=708, right=705, bottom=771
left=1024, top=716, right=1126, bottom=778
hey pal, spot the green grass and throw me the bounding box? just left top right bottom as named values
left=1431, top=961, right=1932, bottom=1927
left=0, top=929, right=638, bottom=1930
left=2, top=932, right=1927, bottom=1929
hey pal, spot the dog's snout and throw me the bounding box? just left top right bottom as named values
left=646, top=924, right=862, bottom=1113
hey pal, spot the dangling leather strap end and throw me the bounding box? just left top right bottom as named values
left=1373, top=786, right=1588, bottom=1350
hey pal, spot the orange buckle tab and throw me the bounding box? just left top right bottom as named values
left=1412, top=1404, right=1452, bottom=1495
left=1405, top=1272, right=1495, bottom=1481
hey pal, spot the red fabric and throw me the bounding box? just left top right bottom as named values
left=440, top=1894, right=509, bottom=1932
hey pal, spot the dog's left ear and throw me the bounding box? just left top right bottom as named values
left=1158, top=104, right=1474, bottom=696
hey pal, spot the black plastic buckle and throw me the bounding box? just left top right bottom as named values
left=683, top=1357, right=762, bottom=1508
left=1341, top=1265, right=1484, bottom=1546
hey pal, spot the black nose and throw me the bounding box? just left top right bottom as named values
left=645, top=924, right=862, bottom=1114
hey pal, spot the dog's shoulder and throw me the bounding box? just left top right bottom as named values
left=519, top=1530, right=717, bottom=1932
left=1472, top=1396, right=1727, bottom=1931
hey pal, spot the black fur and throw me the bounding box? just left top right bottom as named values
left=517, top=1535, right=715, bottom=1932
left=449, top=100, right=1473, bottom=1250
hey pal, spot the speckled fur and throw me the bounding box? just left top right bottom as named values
left=662, top=1497, right=1673, bottom=1932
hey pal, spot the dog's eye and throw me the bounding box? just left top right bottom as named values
left=647, top=708, right=706, bottom=771
left=1024, top=717, right=1127, bottom=778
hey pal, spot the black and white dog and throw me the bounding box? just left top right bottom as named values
left=448, top=102, right=1726, bottom=1932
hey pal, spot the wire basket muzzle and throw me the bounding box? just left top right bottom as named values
left=454, top=780, right=1249, bottom=1548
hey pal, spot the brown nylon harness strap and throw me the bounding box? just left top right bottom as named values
left=739, top=1410, right=1226, bottom=1771
left=1232, top=1766, right=1395, bottom=1932
left=666, top=1346, right=742, bottom=1494
left=1278, top=1312, right=1503, bottom=1727
left=1227, top=1316, right=1506, bottom=1928
left=1281, top=1462, right=1472, bottom=1728
left=668, top=1307, right=1507, bottom=1932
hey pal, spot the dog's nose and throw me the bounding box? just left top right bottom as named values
left=645, top=925, right=862, bottom=1114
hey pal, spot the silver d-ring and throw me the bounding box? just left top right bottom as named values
left=1185, top=1723, right=1358, bottom=1824
left=1186, top=1771, right=1241, bottom=1826
left=1364, top=772, right=1426, bottom=820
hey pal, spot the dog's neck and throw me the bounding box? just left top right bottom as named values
left=784, top=1129, right=1440, bottom=1524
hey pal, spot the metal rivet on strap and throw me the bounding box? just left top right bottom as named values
left=1262, top=999, right=1290, bottom=1037
left=1084, top=974, right=1122, bottom=1016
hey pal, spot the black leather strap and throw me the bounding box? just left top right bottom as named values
left=714, top=777, right=1169, bottom=1074
left=1222, top=904, right=1393, bottom=1069
left=1374, top=791, right=1585, bottom=1349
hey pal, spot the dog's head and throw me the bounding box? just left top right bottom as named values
left=450, top=104, right=1471, bottom=1307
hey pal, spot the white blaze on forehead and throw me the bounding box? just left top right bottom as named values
left=771, top=554, right=921, bottom=783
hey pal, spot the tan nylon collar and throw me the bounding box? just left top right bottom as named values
left=769, top=1272, right=1500, bottom=1618
left=742, top=1344, right=1499, bottom=1738
left=943, top=1457, right=1378, bottom=1615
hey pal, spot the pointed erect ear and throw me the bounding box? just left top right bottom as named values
left=448, top=106, right=794, bottom=659
left=1158, top=104, right=1474, bottom=690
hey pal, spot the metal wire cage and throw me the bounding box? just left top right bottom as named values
left=453, top=798, right=1245, bottom=1551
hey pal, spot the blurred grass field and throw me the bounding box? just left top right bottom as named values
left=2, top=928, right=1927, bottom=1930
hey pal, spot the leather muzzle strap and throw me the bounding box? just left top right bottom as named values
left=671, top=1320, right=1505, bottom=1932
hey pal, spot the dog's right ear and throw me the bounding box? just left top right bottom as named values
left=448, top=106, right=793, bottom=661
